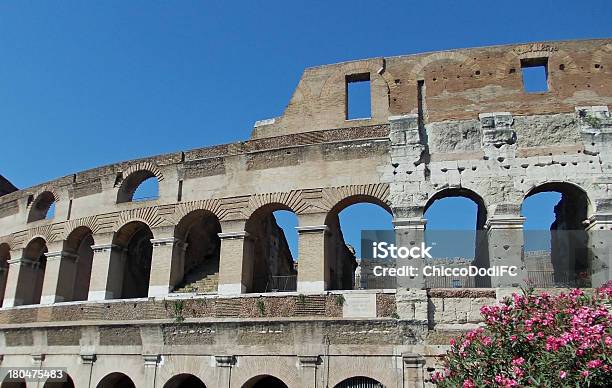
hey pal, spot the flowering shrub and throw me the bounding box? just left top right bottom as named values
left=432, top=285, right=612, bottom=387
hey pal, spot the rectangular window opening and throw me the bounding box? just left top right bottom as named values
left=521, top=57, right=549, bottom=93
left=346, top=73, right=371, bottom=120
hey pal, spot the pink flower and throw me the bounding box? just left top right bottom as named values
left=559, top=370, right=567, bottom=379
left=587, top=359, right=602, bottom=369
left=462, top=379, right=475, bottom=388
left=581, top=370, right=590, bottom=378
left=512, top=357, right=525, bottom=366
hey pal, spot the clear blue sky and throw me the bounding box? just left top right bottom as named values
left=1, top=1, right=609, bottom=258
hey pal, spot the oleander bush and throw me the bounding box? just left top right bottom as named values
left=432, top=283, right=612, bottom=387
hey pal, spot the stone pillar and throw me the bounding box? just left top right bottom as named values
left=297, top=224, right=328, bottom=293
left=214, top=355, right=236, bottom=388
left=486, top=216, right=527, bottom=288
left=2, top=254, right=27, bottom=307
left=393, top=217, right=427, bottom=289
left=298, top=355, right=321, bottom=388
left=143, top=354, right=161, bottom=388
left=148, top=226, right=187, bottom=297
left=217, top=220, right=249, bottom=295
left=40, top=247, right=79, bottom=304
left=88, top=233, right=125, bottom=301
left=402, top=353, right=426, bottom=388
left=0, top=264, right=7, bottom=306
left=587, top=213, right=612, bottom=287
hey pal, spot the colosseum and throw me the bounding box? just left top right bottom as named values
left=0, top=39, right=610, bottom=388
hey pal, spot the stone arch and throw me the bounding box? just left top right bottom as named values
left=111, top=221, right=154, bottom=299
left=116, top=164, right=162, bottom=203
left=423, top=187, right=489, bottom=287
left=13, top=236, right=48, bottom=306
left=96, top=372, right=136, bottom=388
left=333, top=376, right=386, bottom=388
left=325, top=194, right=392, bottom=224
left=322, top=184, right=391, bottom=213
left=245, top=191, right=306, bottom=219
left=523, top=181, right=592, bottom=213
left=63, top=226, right=95, bottom=301
left=0, top=243, right=9, bottom=306
left=328, top=357, right=396, bottom=388
left=0, top=376, right=26, bottom=388
left=409, top=51, right=479, bottom=81
left=324, top=193, right=393, bottom=290
left=64, top=216, right=103, bottom=238
left=114, top=207, right=167, bottom=231
left=230, top=357, right=301, bottom=388
left=243, top=203, right=298, bottom=293
left=122, top=161, right=164, bottom=182
left=26, top=224, right=60, bottom=247
left=172, top=209, right=222, bottom=293
left=27, top=190, right=58, bottom=222
left=241, top=375, right=288, bottom=388
left=162, top=374, right=207, bottom=388
left=170, top=199, right=226, bottom=224
left=43, top=373, right=75, bottom=388
left=522, top=181, right=591, bottom=287
left=424, top=187, right=488, bottom=223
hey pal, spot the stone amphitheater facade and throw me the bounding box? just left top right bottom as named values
left=0, top=39, right=611, bottom=388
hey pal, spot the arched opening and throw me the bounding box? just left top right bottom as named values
left=112, top=221, right=154, bottom=298
left=14, top=237, right=47, bottom=305
left=117, top=170, right=159, bottom=203
left=27, top=191, right=56, bottom=222
left=243, top=204, right=298, bottom=293
left=163, top=374, right=206, bottom=388
left=334, top=376, right=385, bottom=388
left=1, top=377, right=26, bottom=388
left=423, top=188, right=489, bottom=288
left=173, top=210, right=222, bottom=293
left=0, top=243, right=10, bottom=307
left=96, top=372, right=135, bottom=388
left=242, top=375, right=288, bottom=388
left=325, top=197, right=393, bottom=290
left=43, top=374, right=75, bottom=388
left=64, top=227, right=95, bottom=301
left=522, top=182, right=590, bottom=287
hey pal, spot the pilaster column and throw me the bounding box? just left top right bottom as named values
left=40, top=248, right=78, bottom=304
left=88, top=233, right=124, bottom=301
left=218, top=220, right=249, bottom=295
left=486, top=216, right=527, bottom=288
left=298, top=355, right=321, bottom=388
left=2, top=254, right=29, bottom=307
left=586, top=213, right=612, bottom=287
left=0, top=262, right=9, bottom=306
left=393, top=217, right=427, bottom=289
left=143, top=354, right=161, bottom=388
left=402, top=353, right=426, bottom=388
left=214, top=355, right=236, bottom=387
left=297, top=225, right=329, bottom=293
left=148, top=227, right=187, bottom=297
